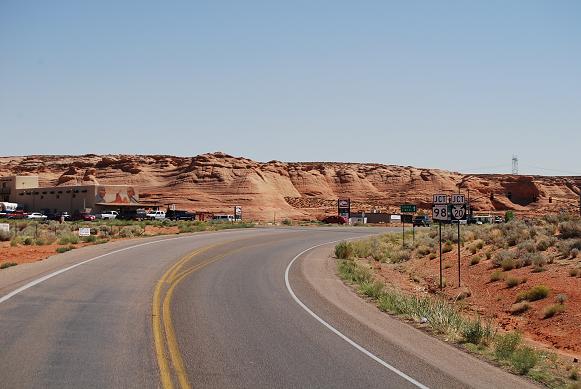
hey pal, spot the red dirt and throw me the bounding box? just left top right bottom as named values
left=372, top=246, right=581, bottom=357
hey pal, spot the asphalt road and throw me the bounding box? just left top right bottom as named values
left=0, top=227, right=537, bottom=388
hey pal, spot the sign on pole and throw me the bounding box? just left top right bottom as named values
left=432, top=204, right=450, bottom=221
left=400, top=204, right=416, bottom=213
left=338, top=199, right=351, bottom=220
left=433, top=194, right=448, bottom=204
left=234, top=206, right=242, bottom=221
left=450, top=204, right=467, bottom=220
left=78, top=227, right=91, bottom=237
left=450, top=194, right=465, bottom=204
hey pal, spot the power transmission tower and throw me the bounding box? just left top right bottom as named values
left=512, top=155, right=519, bottom=175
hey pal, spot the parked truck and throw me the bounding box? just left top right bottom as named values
left=0, top=202, right=18, bottom=213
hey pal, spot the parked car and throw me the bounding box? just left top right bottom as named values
left=27, top=212, right=48, bottom=220
left=98, top=211, right=119, bottom=220
left=321, top=215, right=346, bottom=225
left=7, top=210, right=28, bottom=219
left=79, top=212, right=96, bottom=221
left=166, top=209, right=196, bottom=221
left=146, top=210, right=166, bottom=220
left=118, top=209, right=147, bottom=220
left=413, top=215, right=431, bottom=227
left=212, top=214, right=235, bottom=222
left=46, top=212, right=71, bottom=221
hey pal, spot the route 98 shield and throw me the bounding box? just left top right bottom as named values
left=432, top=204, right=449, bottom=221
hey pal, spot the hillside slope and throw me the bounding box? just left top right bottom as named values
left=1, top=153, right=579, bottom=220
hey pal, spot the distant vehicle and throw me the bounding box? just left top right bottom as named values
left=146, top=210, right=166, bottom=220
left=321, top=215, right=346, bottom=225
left=80, top=212, right=96, bottom=221
left=27, top=212, right=48, bottom=220
left=0, top=202, right=18, bottom=212
left=166, top=209, right=195, bottom=221
left=212, top=214, right=235, bottom=222
left=98, top=210, right=119, bottom=220
left=413, top=215, right=431, bottom=227
left=7, top=210, right=28, bottom=219
left=118, top=209, right=147, bottom=220
left=494, top=216, right=504, bottom=223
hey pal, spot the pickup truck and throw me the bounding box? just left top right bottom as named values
left=165, top=209, right=195, bottom=221
left=98, top=210, right=119, bottom=220
left=146, top=210, right=166, bottom=220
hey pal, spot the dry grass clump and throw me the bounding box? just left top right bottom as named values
left=516, top=285, right=550, bottom=302
left=543, top=304, right=565, bottom=319
left=510, top=302, right=530, bottom=315
left=558, top=221, right=581, bottom=239
left=490, top=270, right=504, bottom=282
left=505, top=277, right=520, bottom=288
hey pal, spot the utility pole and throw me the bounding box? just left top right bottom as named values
left=512, top=155, right=519, bottom=175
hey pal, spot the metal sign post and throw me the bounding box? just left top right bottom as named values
left=400, top=204, right=416, bottom=248
left=450, top=197, right=467, bottom=287
left=432, top=194, right=450, bottom=289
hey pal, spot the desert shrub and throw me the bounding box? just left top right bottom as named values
left=335, top=241, right=353, bottom=259
left=557, top=239, right=581, bottom=258
left=558, top=221, right=581, bottom=239
left=470, top=256, right=481, bottom=266
left=338, top=259, right=372, bottom=284
left=443, top=241, right=453, bottom=253
left=511, top=346, right=539, bottom=375
left=391, top=249, right=412, bottom=263
left=428, top=253, right=437, bottom=260
left=359, top=280, right=384, bottom=299
left=490, top=270, right=504, bottom=282
left=0, top=230, right=11, bottom=241
left=58, top=234, right=79, bottom=245
left=535, top=237, right=552, bottom=252
left=555, top=294, right=567, bottom=304
left=350, top=240, right=371, bottom=258
left=119, top=225, right=144, bottom=238
left=0, top=262, right=17, bottom=269
left=493, top=250, right=514, bottom=268
left=506, top=277, right=520, bottom=288
left=572, top=248, right=580, bottom=258
left=23, top=237, right=33, bottom=245
left=462, top=230, right=476, bottom=242
left=510, top=302, right=530, bottom=315
left=570, top=268, right=580, bottom=277
left=501, top=258, right=516, bottom=271
left=516, top=285, right=550, bottom=302
left=81, top=235, right=97, bottom=243
left=417, top=245, right=431, bottom=256
left=34, top=238, right=46, bottom=245
left=462, top=317, right=494, bottom=345
left=531, top=253, right=547, bottom=272
left=56, top=246, right=72, bottom=253
left=495, top=332, right=522, bottom=359
left=543, top=304, right=565, bottom=319
left=517, top=240, right=537, bottom=254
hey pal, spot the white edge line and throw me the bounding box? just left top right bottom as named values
left=284, top=238, right=430, bottom=389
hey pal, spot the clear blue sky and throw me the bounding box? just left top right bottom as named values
left=1, top=1, right=580, bottom=175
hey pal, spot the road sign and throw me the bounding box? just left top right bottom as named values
left=433, top=194, right=448, bottom=204
left=400, top=204, right=416, bottom=213
left=451, top=194, right=465, bottom=204
left=432, top=205, right=450, bottom=221
left=450, top=204, right=467, bottom=220
left=401, top=214, right=413, bottom=223
left=78, top=227, right=91, bottom=237
left=338, top=199, right=350, bottom=208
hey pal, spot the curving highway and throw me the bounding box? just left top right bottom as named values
left=0, top=227, right=537, bottom=388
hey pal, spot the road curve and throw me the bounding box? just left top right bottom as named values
left=0, top=227, right=538, bottom=388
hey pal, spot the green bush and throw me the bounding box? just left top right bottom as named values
left=23, top=237, right=33, bottom=245
left=495, top=332, right=522, bottom=360
left=417, top=245, right=431, bottom=256
left=0, top=262, right=17, bottom=269
left=56, top=246, right=72, bottom=253
left=501, top=258, right=516, bottom=271
left=543, top=304, right=565, bottom=319
left=391, top=249, right=412, bottom=263
left=506, top=277, right=520, bottom=288
left=505, top=211, right=515, bottom=222
left=493, top=250, right=514, bottom=268
left=428, top=253, right=437, bottom=260
left=462, top=317, right=494, bottom=345
left=58, top=234, right=79, bottom=245
left=490, top=270, right=504, bottom=282
left=359, top=281, right=384, bottom=299
left=516, top=285, right=550, bottom=302
left=570, top=268, right=580, bottom=277
left=517, top=240, right=537, bottom=254
left=535, top=237, right=551, bottom=252
left=335, top=241, right=353, bottom=259
left=470, top=256, right=481, bottom=266
left=511, top=346, right=539, bottom=375
left=443, top=241, right=453, bottom=253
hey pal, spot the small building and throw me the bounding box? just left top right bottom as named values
left=1, top=176, right=145, bottom=215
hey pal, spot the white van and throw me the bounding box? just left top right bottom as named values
left=212, top=214, right=235, bottom=222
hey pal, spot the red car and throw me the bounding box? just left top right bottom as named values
left=321, top=215, right=347, bottom=224
left=7, top=210, right=28, bottom=219
left=80, top=212, right=96, bottom=221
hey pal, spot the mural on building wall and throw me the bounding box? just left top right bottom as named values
left=95, top=186, right=139, bottom=204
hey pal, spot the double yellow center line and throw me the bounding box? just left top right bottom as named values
left=152, top=237, right=277, bottom=389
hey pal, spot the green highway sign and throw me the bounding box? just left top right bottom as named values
left=400, top=204, right=417, bottom=213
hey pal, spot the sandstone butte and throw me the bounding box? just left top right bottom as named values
left=1, top=152, right=580, bottom=221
